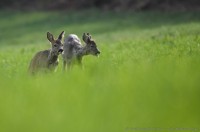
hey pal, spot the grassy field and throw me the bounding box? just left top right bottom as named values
left=0, top=10, right=200, bottom=132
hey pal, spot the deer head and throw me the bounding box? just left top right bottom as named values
left=47, top=31, right=65, bottom=56
left=82, top=33, right=100, bottom=56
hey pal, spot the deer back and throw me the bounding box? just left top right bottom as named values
left=28, top=50, right=53, bottom=74
left=63, top=34, right=83, bottom=60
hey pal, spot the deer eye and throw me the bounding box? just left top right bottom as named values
left=54, top=44, right=57, bottom=47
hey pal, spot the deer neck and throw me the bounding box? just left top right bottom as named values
left=48, top=50, right=58, bottom=64
left=77, top=45, right=88, bottom=58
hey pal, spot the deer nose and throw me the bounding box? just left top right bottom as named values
left=58, top=49, right=63, bottom=53
left=97, top=50, right=100, bottom=54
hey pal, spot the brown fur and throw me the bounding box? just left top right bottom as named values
left=28, top=31, right=65, bottom=74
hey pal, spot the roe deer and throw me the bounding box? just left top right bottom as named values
left=28, top=31, right=65, bottom=74
left=62, top=33, right=100, bottom=70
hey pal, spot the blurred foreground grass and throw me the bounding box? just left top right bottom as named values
left=0, top=10, right=200, bottom=132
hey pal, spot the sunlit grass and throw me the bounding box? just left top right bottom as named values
left=0, top=10, right=200, bottom=132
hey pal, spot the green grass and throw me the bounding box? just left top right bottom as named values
left=0, top=10, right=200, bottom=132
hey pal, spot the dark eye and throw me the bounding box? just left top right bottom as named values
left=54, top=44, right=57, bottom=47
left=90, top=45, right=94, bottom=48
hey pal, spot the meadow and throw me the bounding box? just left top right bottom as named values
left=0, top=10, right=200, bottom=132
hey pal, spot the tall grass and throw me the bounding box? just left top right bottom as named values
left=0, top=10, right=200, bottom=132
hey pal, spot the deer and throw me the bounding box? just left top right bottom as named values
left=62, top=33, right=100, bottom=71
left=28, top=31, right=65, bottom=74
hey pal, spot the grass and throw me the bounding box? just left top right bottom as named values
left=0, top=9, right=200, bottom=132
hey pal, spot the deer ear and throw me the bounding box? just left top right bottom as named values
left=82, top=33, right=88, bottom=43
left=58, top=31, right=65, bottom=40
left=87, top=33, right=92, bottom=39
left=83, top=33, right=91, bottom=44
left=47, top=32, right=55, bottom=43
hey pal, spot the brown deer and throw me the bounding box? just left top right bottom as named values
left=28, top=31, right=65, bottom=74
left=62, top=33, right=100, bottom=70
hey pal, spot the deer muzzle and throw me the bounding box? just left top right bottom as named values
left=95, top=50, right=100, bottom=57
left=58, top=49, right=63, bottom=53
